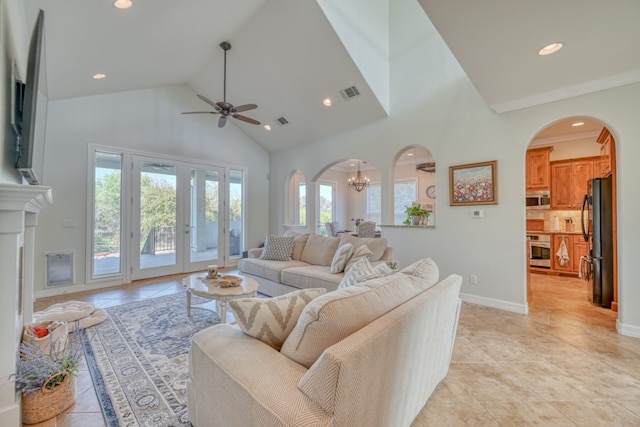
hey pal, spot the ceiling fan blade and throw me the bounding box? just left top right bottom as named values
left=231, top=104, right=258, bottom=113
left=233, top=114, right=260, bottom=125
left=197, top=94, right=218, bottom=109
left=181, top=111, right=219, bottom=115
left=218, top=115, right=227, bottom=128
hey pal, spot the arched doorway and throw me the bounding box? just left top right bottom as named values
left=526, top=117, right=618, bottom=325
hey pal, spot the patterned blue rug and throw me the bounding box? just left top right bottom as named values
left=82, top=291, right=219, bottom=426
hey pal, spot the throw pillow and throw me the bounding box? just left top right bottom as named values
left=330, top=243, right=354, bottom=274
left=344, top=245, right=373, bottom=272
left=373, top=262, right=395, bottom=277
left=338, top=257, right=378, bottom=288
left=300, top=234, right=341, bottom=266
left=399, top=258, right=439, bottom=286
left=259, top=234, right=295, bottom=261
left=228, top=288, right=326, bottom=350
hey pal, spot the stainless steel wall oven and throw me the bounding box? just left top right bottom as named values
left=527, top=234, right=551, bottom=268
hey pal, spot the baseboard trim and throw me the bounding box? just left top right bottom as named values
left=459, top=292, right=528, bottom=315
left=617, top=320, right=640, bottom=338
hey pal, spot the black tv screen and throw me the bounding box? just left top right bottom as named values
left=15, top=9, right=44, bottom=185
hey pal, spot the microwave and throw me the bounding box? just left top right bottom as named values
left=526, top=191, right=550, bottom=210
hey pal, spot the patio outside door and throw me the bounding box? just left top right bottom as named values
left=131, top=157, right=225, bottom=280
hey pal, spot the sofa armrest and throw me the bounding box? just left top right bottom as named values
left=188, top=325, right=330, bottom=426
left=247, top=248, right=263, bottom=258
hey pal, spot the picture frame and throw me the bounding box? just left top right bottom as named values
left=449, top=160, right=498, bottom=206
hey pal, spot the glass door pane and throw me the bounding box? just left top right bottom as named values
left=228, top=169, right=244, bottom=259
left=318, top=183, right=334, bottom=235
left=92, top=151, right=122, bottom=278
left=132, top=157, right=181, bottom=279
left=185, top=166, right=224, bottom=271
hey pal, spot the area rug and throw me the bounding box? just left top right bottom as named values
left=82, top=291, right=219, bottom=427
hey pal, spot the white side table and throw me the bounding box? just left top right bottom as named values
left=183, top=273, right=259, bottom=323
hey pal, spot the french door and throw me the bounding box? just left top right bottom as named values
left=131, top=156, right=225, bottom=280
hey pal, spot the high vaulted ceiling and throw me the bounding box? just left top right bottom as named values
left=23, top=0, right=640, bottom=152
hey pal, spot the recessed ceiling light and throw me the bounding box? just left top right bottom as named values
left=538, top=42, right=563, bottom=56
left=349, top=163, right=355, bottom=167
left=572, top=122, right=585, bottom=127
left=93, top=73, right=106, bottom=80
left=322, top=98, right=332, bottom=107
left=264, top=124, right=271, bottom=131
left=407, top=152, right=413, bottom=156
left=113, top=0, right=132, bottom=9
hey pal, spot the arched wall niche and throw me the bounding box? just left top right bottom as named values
left=392, top=145, right=436, bottom=226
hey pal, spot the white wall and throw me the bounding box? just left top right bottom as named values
left=34, top=85, right=270, bottom=293
left=269, top=0, right=640, bottom=336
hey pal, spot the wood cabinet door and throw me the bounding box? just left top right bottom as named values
left=552, top=234, right=573, bottom=272
left=571, top=161, right=593, bottom=208
left=526, top=148, right=552, bottom=189
left=550, top=163, right=572, bottom=209
left=573, top=237, right=588, bottom=273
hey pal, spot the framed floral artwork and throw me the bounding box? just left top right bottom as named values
left=449, top=160, right=497, bottom=206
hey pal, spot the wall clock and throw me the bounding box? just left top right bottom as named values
left=426, top=185, right=436, bottom=199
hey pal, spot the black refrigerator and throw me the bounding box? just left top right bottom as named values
left=581, top=177, right=614, bottom=308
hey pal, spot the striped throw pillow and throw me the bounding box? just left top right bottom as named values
left=330, top=243, right=354, bottom=273
left=229, top=288, right=327, bottom=350
left=259, top=234, right=295, bottom=261
left=338, top=257, right=378, bottom=288
left=344, top=244, right=373, bottom=272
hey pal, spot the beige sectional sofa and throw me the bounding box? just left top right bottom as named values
left=187, top=260, right=462, bottom=427
left=237, top=232, right=394, bottom=296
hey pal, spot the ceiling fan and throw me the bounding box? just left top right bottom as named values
left=182, top=41, right=260, bottom=128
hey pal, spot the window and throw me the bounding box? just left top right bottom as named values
left=394, top=180, right=417, bottom=225
left=317, top=182, right=335, bottom=235
left=366, top=183, right=381, bottom=225
left=287, top=170, right=306, bottom=225
left=92, top=151, right=123, bottom=278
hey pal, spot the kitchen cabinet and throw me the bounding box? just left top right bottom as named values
left=526, top=147, right=553, bottom=189
left=573, top=235, right=588, bottom=274
left=597, top=127, right=613, bottom=177
left=550, top=159, right=593, bottom=209
left=552, top=234, right=574, bottom=272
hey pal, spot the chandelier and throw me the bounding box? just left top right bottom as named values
left=348, top=161, right=370, bottom=192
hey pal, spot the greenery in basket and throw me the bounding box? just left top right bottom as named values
left=403, top=205, right=429, bottom=225
left=13, top=327, right=82, bottom=395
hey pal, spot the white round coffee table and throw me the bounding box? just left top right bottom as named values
left=183, top=272, right=259, bottom=323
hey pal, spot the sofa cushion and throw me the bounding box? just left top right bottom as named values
left=228, top=288, right=326, bottom=350
left=238, top=258, right=309, bottom=283
left=260, top=234, right=295, bottom=261
left=283, top=231, right=310, bottom=261
left=281, top=265, right=343, bottom=291
left=338, top=257, right=378, bottom=289
left=330, top=243, right=354, bottom=273
left=281, top=269, right=435, bottom=368
left=344, top=245, right=373, bottom=272
left=339, top=234, right=388, bottom=261
left=399, top=257, right=439, bottom=284
left=300, top=234, right=340, bottom=266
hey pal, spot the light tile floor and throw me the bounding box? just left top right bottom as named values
left=25, top=273, right=640, bottom=426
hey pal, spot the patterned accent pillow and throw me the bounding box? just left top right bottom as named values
left=259, top=234, right=295, bottom=261
left=330, top=243, right=354, bottom=273
left=373, top=262, right=395, bottom=277
left=344, top=244, right=373, bottom=272
left=228, top=288, right=327, bottom=350
left=338, top=257, right=378, bottom=289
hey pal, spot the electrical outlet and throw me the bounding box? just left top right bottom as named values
left=469, top=274, right=478, bottom=285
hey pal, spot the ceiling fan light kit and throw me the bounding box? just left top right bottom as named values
left=182, top=41, right=260, bottom=128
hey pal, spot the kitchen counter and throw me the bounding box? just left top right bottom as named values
left=526, top=230, right=583, bottom=235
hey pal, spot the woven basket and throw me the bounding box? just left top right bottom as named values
left=21, top=372, right=76, bottom=425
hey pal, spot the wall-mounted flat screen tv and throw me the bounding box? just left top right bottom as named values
left=15, top=9, right=45, bottom=186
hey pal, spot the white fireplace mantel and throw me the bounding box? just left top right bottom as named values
left=0, top=183, right=52, bottom=426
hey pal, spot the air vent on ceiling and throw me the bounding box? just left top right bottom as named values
left=340, top=85, right=360, bottom=100
left=275, top=116, right=289, bottom=126
left=416, top=162, right=436, bottom=173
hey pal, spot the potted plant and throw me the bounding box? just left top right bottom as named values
left=14, top=324, right=83, bottom=424
left=403, top=205, right=429, bottom=225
